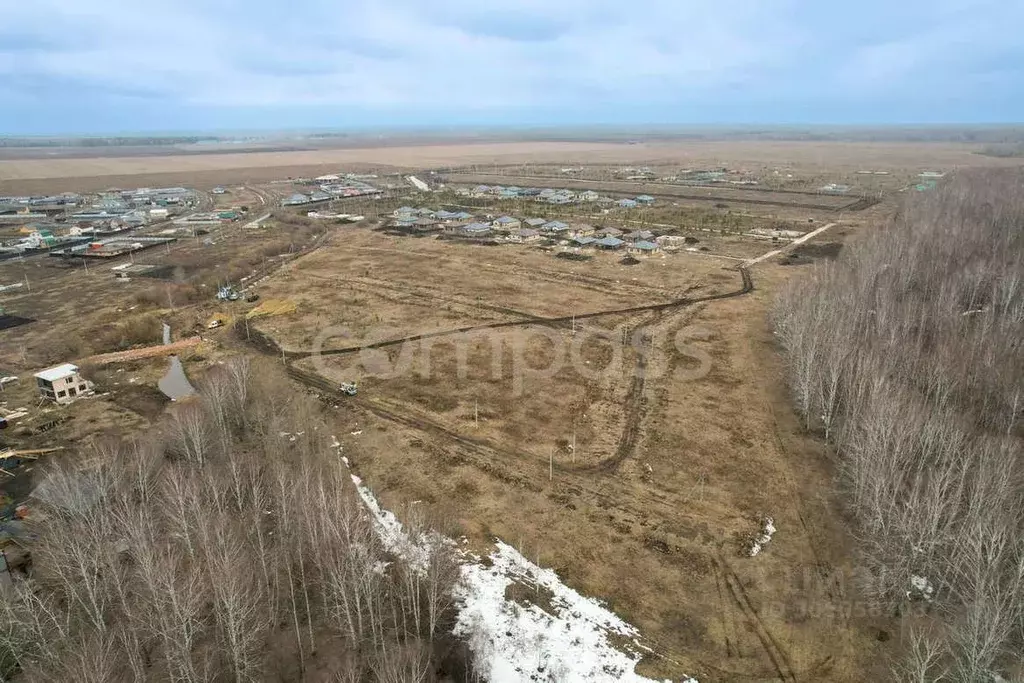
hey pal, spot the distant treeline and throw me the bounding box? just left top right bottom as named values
left=6, top=126, right=1024, bottom=148
left=0, top=136, right=220, bottom=148
left=978, top=142, right=1024, bottom=157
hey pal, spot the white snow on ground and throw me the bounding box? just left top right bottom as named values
left=347, top=468, right=698, bottom=683
left=748, top=516, right=776, bottom=557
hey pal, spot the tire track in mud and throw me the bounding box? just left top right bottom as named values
left=715, top=554, right=798, bottom=683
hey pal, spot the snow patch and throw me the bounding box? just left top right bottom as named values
left=345, top=463, right=698, bottom=683
left=747, top=516, right=776, bottom=557
left=907, top=575, right=935, bottom=602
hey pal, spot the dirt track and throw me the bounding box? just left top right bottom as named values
left=276, top=266, right=753, bottom=360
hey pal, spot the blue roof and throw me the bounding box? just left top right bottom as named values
left=632, top=240, right=659, bottom=250
left=543, top=220, right=569, bottom=230
left=618, top=199, right=637, bottom=206
left=572, top=236, right=596, bottom=245
left=596, top=236, right=624, bottom=247
left=463, top=222, right=491, bottom=233
left=495, top=216, right=519, bottom=224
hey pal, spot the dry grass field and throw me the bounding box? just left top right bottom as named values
left=2, top=139, right=1020, bottom=195
left=239, top=225, right=889, bottom=681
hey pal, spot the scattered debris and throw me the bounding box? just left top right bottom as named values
left=350, top=430, right=363, bottom=436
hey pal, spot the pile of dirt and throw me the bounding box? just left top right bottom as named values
left=619, top=255, right=641, bottom=266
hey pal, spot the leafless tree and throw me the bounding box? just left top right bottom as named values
left=774, top=169, right=1024, bottom=680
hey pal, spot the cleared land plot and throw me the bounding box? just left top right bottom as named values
left=281, top=261, right=886, bottom=682
left=249, top=228, right=732, bottom=353
left=445, top=173, right=866, bottom=211
left=247, top=226, right=887, bottom=681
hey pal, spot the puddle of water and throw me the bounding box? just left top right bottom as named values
left=158, top=355, right=196, bottom=401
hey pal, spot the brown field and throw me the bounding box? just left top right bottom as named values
left=236, top=225, right=888, bottom=681
left=3, top=139, right=1021, bottom=196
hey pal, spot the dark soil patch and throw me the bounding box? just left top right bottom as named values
left=0, top=314, right=35, bottom=331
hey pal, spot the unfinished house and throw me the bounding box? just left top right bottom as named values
left=34, top=363, right=91, bottom=405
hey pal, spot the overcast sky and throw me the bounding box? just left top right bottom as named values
left=1, top=0, right=1021, bottom=134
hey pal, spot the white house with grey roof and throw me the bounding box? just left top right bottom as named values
left=34, top=364, right=92, bottom=405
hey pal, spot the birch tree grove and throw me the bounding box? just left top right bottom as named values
left=0, top=358, right=463, bottom=682
left=773, top=170, right=1024, bottom=681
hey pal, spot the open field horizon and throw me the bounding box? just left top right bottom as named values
left=3, top=139, right=1023, bottom=195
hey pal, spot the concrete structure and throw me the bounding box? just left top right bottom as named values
left=34, top=364, right=91, bottom=404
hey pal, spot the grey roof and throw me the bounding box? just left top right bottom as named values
left=596, top=236, right=625, bottom=247
left=572, top=236, right=597, bottom=245
left=462, top=222, right=492, bottom=233
left=495, top=216, right=519, bottom=224
left=543, top=220, right=569, bottom=230
left=525, top=218, right=547, bottom=227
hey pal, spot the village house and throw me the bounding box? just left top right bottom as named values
left=571, top=236, right=597, bottom=248
left=628, top=240, right=661, bottom=255
left=542, top=220, right=570, bottom=234
left=524, top=217, right=547, bottom=228
left=579, top=190, right=600, bottom=202
left=635, top=195, right=656, bottom=205
left=459, top=222, right=492, bottom=237
left=596, top=236, right=625, bottom=250
left=34, top=364, right=92, bottom=405
left=492, top=216, right=522, bottom=231
left=617, top=199, right=638, bottom=209
left=597, top=226, right=624, bottom=238
left=626, top=230, right=656, bottom=242
left=508, top=228, right=541, bottom=243
left=569, top=223, right=596, bottom=237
